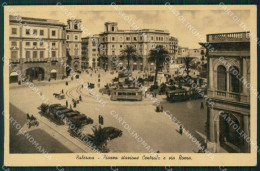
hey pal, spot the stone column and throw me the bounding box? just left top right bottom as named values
left=243, top=115, right=250, bottom=152
left=242, top=57, right=248, bottom=95
left=208, top=57, right=214, bottom=89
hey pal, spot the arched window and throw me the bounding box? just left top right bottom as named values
left=230, top=66, right=240, bottom=93
left=217, top=65, right=227, bottom=91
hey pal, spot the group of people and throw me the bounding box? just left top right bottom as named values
left=156, top=105, right=164, bottom=112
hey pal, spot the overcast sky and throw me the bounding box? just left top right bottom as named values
left=10, top=6, right=251, bottom=49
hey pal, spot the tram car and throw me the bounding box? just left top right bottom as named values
left=110, top=88, right=143, bottom=101
left=166, top=89, right=189, bottom=102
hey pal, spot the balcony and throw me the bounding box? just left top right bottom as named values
left=208, top=50, right=250, bottom=57
left=207, top=32, right=250, bottom=43
left=208, top=89, right=249, bottom=103
left=24, top=58, right=48, bottom=63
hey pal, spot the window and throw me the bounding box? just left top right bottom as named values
left=75, top=35, right=78, bottom=40
left=126, top=37, right=130, bottom=41
left=52, top=42, right=56, bottom=47
left=112, top=50, right=115, bottom=55
left=40, top=41, right=44, bottom=46
left=51, top=62, right=56, bottom=66
left=11, top=51, right=18, bottom=58
left=33, top=42, right=37, bottom=46
left=74, top=24, right=78, bottom=29
left=112, top=26, right=114, bottom=31
left=33, top=51, right=37, bottom=58
left=26, top=51, right=30, bottom=58
left=52, top=30, right=56, bottom=36
left=11, top=41, right=17, bottom=47
left=33, top=29, right=37, bottom=35
left=40, top=51, right=44, bottom=58
left=40, top=30, right=44, bottom=36
left=51, top=51, right=56, bottom=57
left=75, top=44, right=78, bottom=48
left=120, top=45, right=123, bottom=48
left=151, top=36, right=154, bottom=41
left=26, top=29, right=30, bottom=35
left=112, top=37, right=115, bottom=41
left=140, top=36, right=143, bottom=41
left=67, top=35, right=69, bottom=40
left=217, top=65, right=227, bottom=91
left=92, top=49, right=96, bottom=51
left=12, top=28, right=17, bottom=35
left=112, top=45, right=115, bottom=48
left=133, top=37, right=137, bottom=41
left=230, top=67, right=240, bottom=93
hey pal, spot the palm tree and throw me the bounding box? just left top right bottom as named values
left=98, top=55, right=108, bottom=70
left=183, top=57, right=194, bottom=78
left=87, top=125, right=108, bottom=152
left=148, top=45, right=169, bottom=86
left=119, top=45, right=139, bottom=71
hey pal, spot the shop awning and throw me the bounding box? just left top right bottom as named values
left=10, top=72, right=18, bottom=76
left=51, top=69, right=57, bottom=73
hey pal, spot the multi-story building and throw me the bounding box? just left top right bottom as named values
left=81, top=35, right=99, bottom=69
left=201, top=32, right=250, bottom=153
left=66, top=19, right=82, bottom=72
left=175, top=46, right=206, bottom=64
left=99, top=22, right=174, bottom=71
left=169, top=36, right=178, bottom=60
left=9, top=15, right=67, bottom=83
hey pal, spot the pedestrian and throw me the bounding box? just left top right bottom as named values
left=98, top=115, right=101, bottom=124
left=100, top=116, right=104, bottom=125
left=160, top=106, right=163, bottom=112
left=73, top=101, right=76, bottom=108
left=61, top=89, right=64, bottom=94
left=156, top=106, right=160, bottom=112
left=70, top=104, right=72, bottom=109
left=66, top=81, right=68, bottom=86
left=200, top=102, right=204, bottom=109
left=81, top=84, right=83, bottom=88
left=66, top=100, right=68, bottom=107
left=155, top=92, right=157, bottom=98
left=79, top=95, right=82, bottom=101
left=179, top=125, right=183, bottom=135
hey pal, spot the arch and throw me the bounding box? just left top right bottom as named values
left=10, top=72, right=18, bottom=76
left=51, top=69, right=57, bottom=73
left=217, top=65, right=227, bottom=91
left=26, top=67, right=45, bottom=81
left=219, top=112, right=242, bottom=151
left=229, top=66, right=240, bottom=93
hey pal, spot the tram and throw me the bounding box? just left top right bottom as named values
left=110, top=88, right=143, bottom=101
left=166, top=89, right=189, bottom=102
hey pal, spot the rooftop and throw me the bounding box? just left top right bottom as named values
left=206, top=32, right=250, bottom=43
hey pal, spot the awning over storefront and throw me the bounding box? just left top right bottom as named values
left=133, top=62, right=137, bottom=65
left=51, top=69, right=57, bottom=73
left=150, top=63, right=154, bottom=66
left=10, top=72, right=18, bottom=76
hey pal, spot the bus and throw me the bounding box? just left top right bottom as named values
left=110, top=89, right=143, bottom=101
left=166, top=89, right=189, bottom=102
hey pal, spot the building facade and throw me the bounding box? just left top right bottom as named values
left=201, top=32, right=250, bottom=153
left=81, top=35, right=100, bottom=69
left=9, top=15, right=67, bottom=83
left=66, top=19, right=82, bottom=72
left=169, top=36, right=178, bottom=60
left=99, top=22, right=174, bottom=71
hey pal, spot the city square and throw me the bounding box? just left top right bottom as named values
left=7, top=7, right=251, bottom=155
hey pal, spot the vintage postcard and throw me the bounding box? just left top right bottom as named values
left=3, top=3, right=257, bottom=167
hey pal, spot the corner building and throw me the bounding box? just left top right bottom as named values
left=9, top=15, right=67, bottom=82
left=99, top=22, right=176, bottom=71
left=201, top=32, right=250, bottom=153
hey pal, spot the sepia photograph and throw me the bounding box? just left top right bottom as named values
left=3, top=3, right=258, bottom=167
